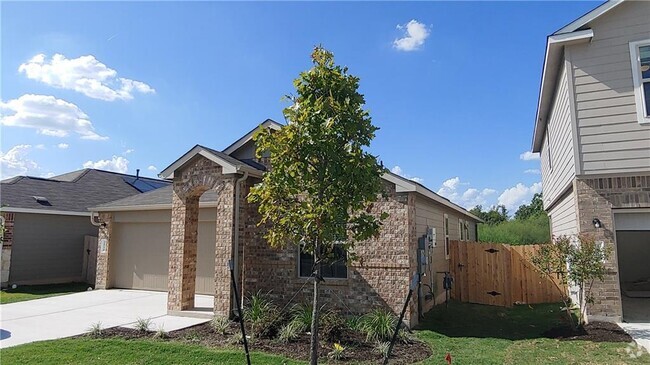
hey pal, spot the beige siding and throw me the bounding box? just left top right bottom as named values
left=568, top=0, right=650, bottom=175
left=9, top=213, right=98, bottom=285
left=548, top=190, right=578, bottom=237
left=541, top=63, right=576, bottom=209
left=109, top=209, right=216, bottom=294
left=414, top=195, right=477, bottom=312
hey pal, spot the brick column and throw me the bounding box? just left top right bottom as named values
left=168, top=190, right=200, bottom=312
left=1, top=212, right=15, bottom=287
left=95, top=213, right=113, bottom=289
left=575, top=178, right=622, bottom=322
left=214, top=177, right=235, bottom=316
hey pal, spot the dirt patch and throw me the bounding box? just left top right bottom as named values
left=543, top=321, right=632, bottom=342
left=82, top=322, right=431, bottom=364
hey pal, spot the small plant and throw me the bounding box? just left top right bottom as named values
left=346, top=315, right=363, bottom=331
left=244, top=291, right=278, bottom=338
left=183, top=329, right=202, bottom=343
left=87, top=321, right=103, bottom=337
left=289, top=303, right=313, bottom=332
left=155, top=324, right=166, bottom=339
left=374, top=341, right=391, bottom=358
left=228, top=332, right=244, bottom=346
left=328, top=343, right=346, bottom=361
left=321, top=309, right=345, bottom=341
left=398, top=328, right=412, bottom=344
left=278, top=320, right=302, bottom=343
left=134, top=317, right=152, bottom=332
left=360, top=309, right=397, bottom=342
left=210, top=315, right=230, bottom=335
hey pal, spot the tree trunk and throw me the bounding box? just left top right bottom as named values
left=310, top=250, right=321, bottom=365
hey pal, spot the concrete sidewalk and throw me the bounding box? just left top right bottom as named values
left=619, top=322, right=650, bottom=354
left=0, top=289, right=212, bottom=348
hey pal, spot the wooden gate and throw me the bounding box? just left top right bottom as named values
left=450, top=241, right=565, bottom=307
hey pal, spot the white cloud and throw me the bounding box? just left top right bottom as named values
left=83, top=155, right=129, bottom=173
left=57, top=143, right=69, bottom=149
left=41, top=172, right=55, bottom=178
left=123, top=149, right=135, bottom=155
left=393, top=20, right=430, bottom=52
left=1, top=94, right=108, bottom=140
left=498, top=182, right=543, bottom=211
left=437, top=176, right=496, bottom=208
left=390, top=165, right=423, bottom=183
left=35, top=144, right=46, bottom=149
left=519, top=151, right=540, bottom=161
left=0, top=145, right=39, bottom=179
left=18, top=54, right=155, bottom=101
left=524, top=169, right=541, bottom=175
left=147, top=165, right=157, bottom=171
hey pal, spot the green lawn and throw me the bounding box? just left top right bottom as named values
left=2, top=301, right=648, bottom=364
left=0, top=282, right=91, bottom=304
left=416, top=301, right=650, bottom=365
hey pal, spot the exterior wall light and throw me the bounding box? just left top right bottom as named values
left=592, top=218, right=602, bottom=229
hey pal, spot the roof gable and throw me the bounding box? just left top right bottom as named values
left=222, top=119, right=283, bottom=155
left=158, top=145, right=264, bottom=179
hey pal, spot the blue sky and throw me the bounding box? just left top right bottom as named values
left=1, top=1, right=600, bottom=213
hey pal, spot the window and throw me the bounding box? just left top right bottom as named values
left=464, top=222, right=470, bottom=242
left=299, top=244, right=347, bottom=279
left=459, top=220, right=464, bottom=241
left=630, top=40, right=650, bottom=124
left=444, top=214, right=450, bottom=260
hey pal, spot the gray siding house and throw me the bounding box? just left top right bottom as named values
left=532, top=0, right=650, bottom=322
left=0, top=169, right=170, bottom=287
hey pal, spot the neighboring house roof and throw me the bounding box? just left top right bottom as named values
left=1, top=169, right=171, bottom=215
left=531, top=0, right=625, bottom=152
left=158, top=144, right=265, bottom=179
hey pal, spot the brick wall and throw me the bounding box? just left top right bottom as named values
left=575, top=174, right=650, bottom=322
left=95, top=212, right=113, bottom=289
left=240, top=182, right=419, bottom=326
left=1, top=212, right=14, bottom=286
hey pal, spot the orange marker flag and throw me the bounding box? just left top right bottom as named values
left=445, top=352, right=452, bottom=364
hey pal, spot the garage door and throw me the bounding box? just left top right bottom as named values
left=110, top=221, right=216, bottom=294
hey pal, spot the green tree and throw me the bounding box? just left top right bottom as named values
left=248, top=46, right=386, bottom=365
left=514, top=193, right=544, bottom=220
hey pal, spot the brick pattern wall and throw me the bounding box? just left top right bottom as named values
left=167, top=156, right=235, bottom=314
left=2, top=212, right=14, bottom=247
left=575, top=175, right=650, bottom=321
left=240, top=183, right=418, bottom=325
left=1, top=212, right=14, bottom=286
left=95, top=213, right=113, bottom=289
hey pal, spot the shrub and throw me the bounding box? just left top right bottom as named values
left=289, top=303, right=313, bottom=332
left=360, top=309, right=397, bottom=342
left=374, top=341, right=390, bottom=358
left=328, top=343, right=346, bottom=361
left=87, top=321, right=103, bottom=337
left=278, top=320, right=303, bottom=343
left=228, top=332, right=244, bottom=346
left=210, top=315, right=230, bottom=335
left=321, top=310, right=345, bottom=341
left=479, top=214, right=550, bottom=245
left=154, top=324, right=167, bottom=339
left=134, top=317, right=152, bottom=332
left=345, top=315, right=363, bottom=332
left=244, top=291, right=278, bottom=338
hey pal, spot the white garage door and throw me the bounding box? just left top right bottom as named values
left=110, top=221, right=216, bottom=294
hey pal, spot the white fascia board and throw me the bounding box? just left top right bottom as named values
left=89, top=202, right=221, bottom=212
left=223, top=119, right=283, bottom=155
left=532, top=29, right=594, bottom=152
left=1, top=207, right=90, bottom=216
left=554, top=0, right=623, bottom=35
left=381, top=172, right=483, bottom=223
left=158, top=146, right=262, bottom=179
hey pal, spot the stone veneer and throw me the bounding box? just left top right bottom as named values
left=1, top=212, right=15, bottom=287
left=167, top=156, right=235, bottom=315
left=575, top=174, right=650, bottom=322
left=95, top=212, right=113, bottom=289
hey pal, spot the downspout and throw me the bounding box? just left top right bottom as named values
left=233, top=171, right=248, bottom=309
left=90, top=212, right=103, bottom=227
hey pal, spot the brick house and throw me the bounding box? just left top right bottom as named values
left=91, top=119, right=482, bottom=327
left=531, top=0, right=650, bottom=322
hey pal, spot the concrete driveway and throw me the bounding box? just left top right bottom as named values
left=0, top=289, right=212, bottom=348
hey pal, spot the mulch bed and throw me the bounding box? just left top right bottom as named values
left=83, top=322, right=432, bottom=364
left=542, top=321, right=632, bottom=342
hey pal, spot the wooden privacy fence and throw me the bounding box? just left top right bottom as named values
left=449, top=240, right=566, bottom=307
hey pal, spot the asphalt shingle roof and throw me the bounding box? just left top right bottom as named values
left=1, top=169, right=171, bottom=213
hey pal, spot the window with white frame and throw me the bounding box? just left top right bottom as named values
left=299, top=243, right=347, bottom=279
left=630, top=40, right=650, bottom=124
left=464, top=221, right=470, bottom=241
left=459, top=219, right=464, bottom=241
left=444, top=214, right=450, bottom=260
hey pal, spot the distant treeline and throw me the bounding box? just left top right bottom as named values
left=469, top=193, right=550, bottom=245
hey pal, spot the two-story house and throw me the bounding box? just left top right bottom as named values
left=532, top=0, right=650, bottom=323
